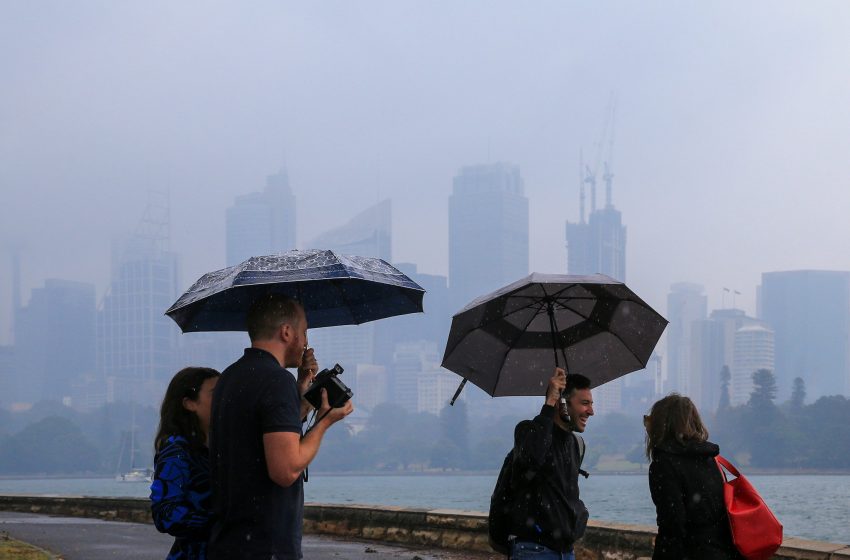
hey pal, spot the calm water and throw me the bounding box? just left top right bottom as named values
left=1, top=474, right=847, bottom=545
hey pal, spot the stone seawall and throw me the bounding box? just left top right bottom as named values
left=1, top=495, right=848, bottom=559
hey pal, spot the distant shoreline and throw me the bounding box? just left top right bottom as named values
left=3, top=468, right=850, bottom=480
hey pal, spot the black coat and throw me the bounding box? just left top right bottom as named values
left=649, top=440, right=743, bottom=560
left=509, top=404, right=588, bottom=553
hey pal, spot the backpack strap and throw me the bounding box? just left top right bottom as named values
left=573, top=433, right=589, bottom=478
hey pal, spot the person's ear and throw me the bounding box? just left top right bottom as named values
left=182, top=397, right=198, bottom=413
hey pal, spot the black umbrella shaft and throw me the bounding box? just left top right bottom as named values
left=546, top=301, right=570, bottom=371
left=547, top=302, right=560, bottom=368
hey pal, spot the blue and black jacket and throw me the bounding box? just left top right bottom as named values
left=150, top=435, right=213, bottom=560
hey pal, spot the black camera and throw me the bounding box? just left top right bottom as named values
left=303, top=363, right=353, bottom=409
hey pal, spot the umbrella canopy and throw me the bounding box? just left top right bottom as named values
left=165, top=249, right=425, bottom=332
left=441, top=273, right=668, bottom=397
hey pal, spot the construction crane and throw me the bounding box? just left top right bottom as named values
left=583, top=93, right=618, bottom=214
left=603, top=96, right=617, bottom=209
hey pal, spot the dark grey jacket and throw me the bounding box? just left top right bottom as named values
left=649, top=440, right=744, bottom=560
left=509, top=404, right=588, bottom=553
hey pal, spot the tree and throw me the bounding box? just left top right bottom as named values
left=745, top=369, right=785, bottom=467
left=790, top=377, right=806, bottom=409
left=717, top=365, right=731, bottom=413
left=805, top=396, right=850, bottom=469
left=429, top=438, right=464, bottom=470
left=749, top=369, right=778, bottom=407
left=439, top=401, right=469, bottom=468
left=589, top=413, right=644, bottom=454
left=0, top=416, right=101, bottom=474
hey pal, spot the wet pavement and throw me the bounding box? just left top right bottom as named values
left=0, top=511, right=500, bottom=560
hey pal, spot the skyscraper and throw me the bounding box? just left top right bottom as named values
left=564, top=158, right=627, bottom=413
left=666, top=283, right=708, bottom=396
left=690, top=308, right=770, bottom=411
left=564, top=166, right=626, bottom=281
left=759, top=270, right=850, bottom=401
left=449, top=162, right=528, bottom=313
left=14, top=279, right=96, bottom=404
left=98, top=233, right=181, bottom=406
left=0, top=345, right=15, bottom=408
left=307, top=199, right=391, bottom=259
left=732, top=324, right=775, bottom=406
left=226, top=168, right=296, bottom=266
left=306, top=200, right=392, bottom=378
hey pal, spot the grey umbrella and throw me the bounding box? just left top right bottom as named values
left=165, top=249, right=425, bottom=332
left=441, top=273, right=668, bottom=399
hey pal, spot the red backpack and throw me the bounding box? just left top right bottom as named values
left=715, top=456, right=783, bottom=560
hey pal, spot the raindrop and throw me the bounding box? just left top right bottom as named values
left=692, top=492, right=702, bottom=504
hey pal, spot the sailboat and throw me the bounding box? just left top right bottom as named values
left=115, top=402, right=153, bottom=483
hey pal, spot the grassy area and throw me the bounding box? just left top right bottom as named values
left=0, top=533, right=53, bottom=560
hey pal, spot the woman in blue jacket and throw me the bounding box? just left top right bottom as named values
left=150, top=367, right=220, bottom=560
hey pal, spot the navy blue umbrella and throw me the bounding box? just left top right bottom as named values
left=165, top=249, right=425, bottom=332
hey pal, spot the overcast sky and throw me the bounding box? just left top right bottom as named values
left=2, top=1, right=850, bottom=344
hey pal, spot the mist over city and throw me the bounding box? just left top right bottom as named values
left=1, top=1, right=850, bottom=550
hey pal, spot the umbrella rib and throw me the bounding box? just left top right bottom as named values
left=602, top=311, right=659, bottom=369
left=443, top=288, right=598, bottom=367
left=572, top=298, right=658, bottom=371
left=492, top=298, right=544, bottom=396
left=468, top=293, right=598, bottom=332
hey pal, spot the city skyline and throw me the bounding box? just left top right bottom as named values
left=4, top=2, right=850, bottom=348
left=5, top=157, right=848, bottom=409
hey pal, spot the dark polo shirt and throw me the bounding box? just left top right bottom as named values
left=208, top=348, right=303, bottom=560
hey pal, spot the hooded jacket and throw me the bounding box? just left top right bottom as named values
left=649, top=439, right=743, bottom=560
left=509, top=404, right=589, bottom=553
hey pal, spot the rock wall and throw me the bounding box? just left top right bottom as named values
left=1, top=495, right=848, bottom=559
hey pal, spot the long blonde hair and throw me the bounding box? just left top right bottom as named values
left=644, top=393, right=709, bottom=461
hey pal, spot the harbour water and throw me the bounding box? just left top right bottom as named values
left=1, top=473, right=848, bottom=545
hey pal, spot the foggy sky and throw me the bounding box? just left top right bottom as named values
left=3, top=1, right=850, bottom=343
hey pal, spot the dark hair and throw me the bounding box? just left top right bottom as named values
left=644, top=393, right=709, bottom=460
left=154, top=366, right=220, bottom=452
left=565, top=373, right=591, bottom=397
left=246, top=294, right=304, bottom=341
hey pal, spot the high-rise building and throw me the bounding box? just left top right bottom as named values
left=690, top=308, right=769, bottom=411
left=620, top=353, right=663, bottom=415
left=565, top=162, right=628, bottom=408
left=97, top=235, right=181, bottom=405
left=732, top=324, right=775, bottom=406
left=355, top=364, right=389, bottom=413
left=226, top=168, right=296, bottom=266
left=375, top=263, right=449, bottom=367
left=307, top=200, right=392, bottom=374
left=759, top=270, right=850, bottom=401
left=307, top=199, right=391, bottom=260
left=448, top=163, right=528, bottom=313
left=0, top=345, right=17, bottom=409
left=564, top=165, right=627, bottom=282
left=14, top=279, right=96, bottom=404
left=417, top=367, right=462, bottom=416
left=665, top=283, right=708, bottom=396
left=391, top=341, right=438, bottom=411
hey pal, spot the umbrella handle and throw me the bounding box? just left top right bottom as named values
left=449, top=378, right=468, bottom=406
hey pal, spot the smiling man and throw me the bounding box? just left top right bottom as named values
left=507, top=368, right=595, bottom=560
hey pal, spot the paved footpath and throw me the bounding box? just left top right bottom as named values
left=0, top=511, right=500, bottom=560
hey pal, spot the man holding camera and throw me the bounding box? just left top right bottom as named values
left=208, top=295, right=354, bottom=560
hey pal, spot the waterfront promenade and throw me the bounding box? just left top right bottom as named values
left=2, top=496, right=850, bottom=559
left=0, top=511, right=500, bottom=560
